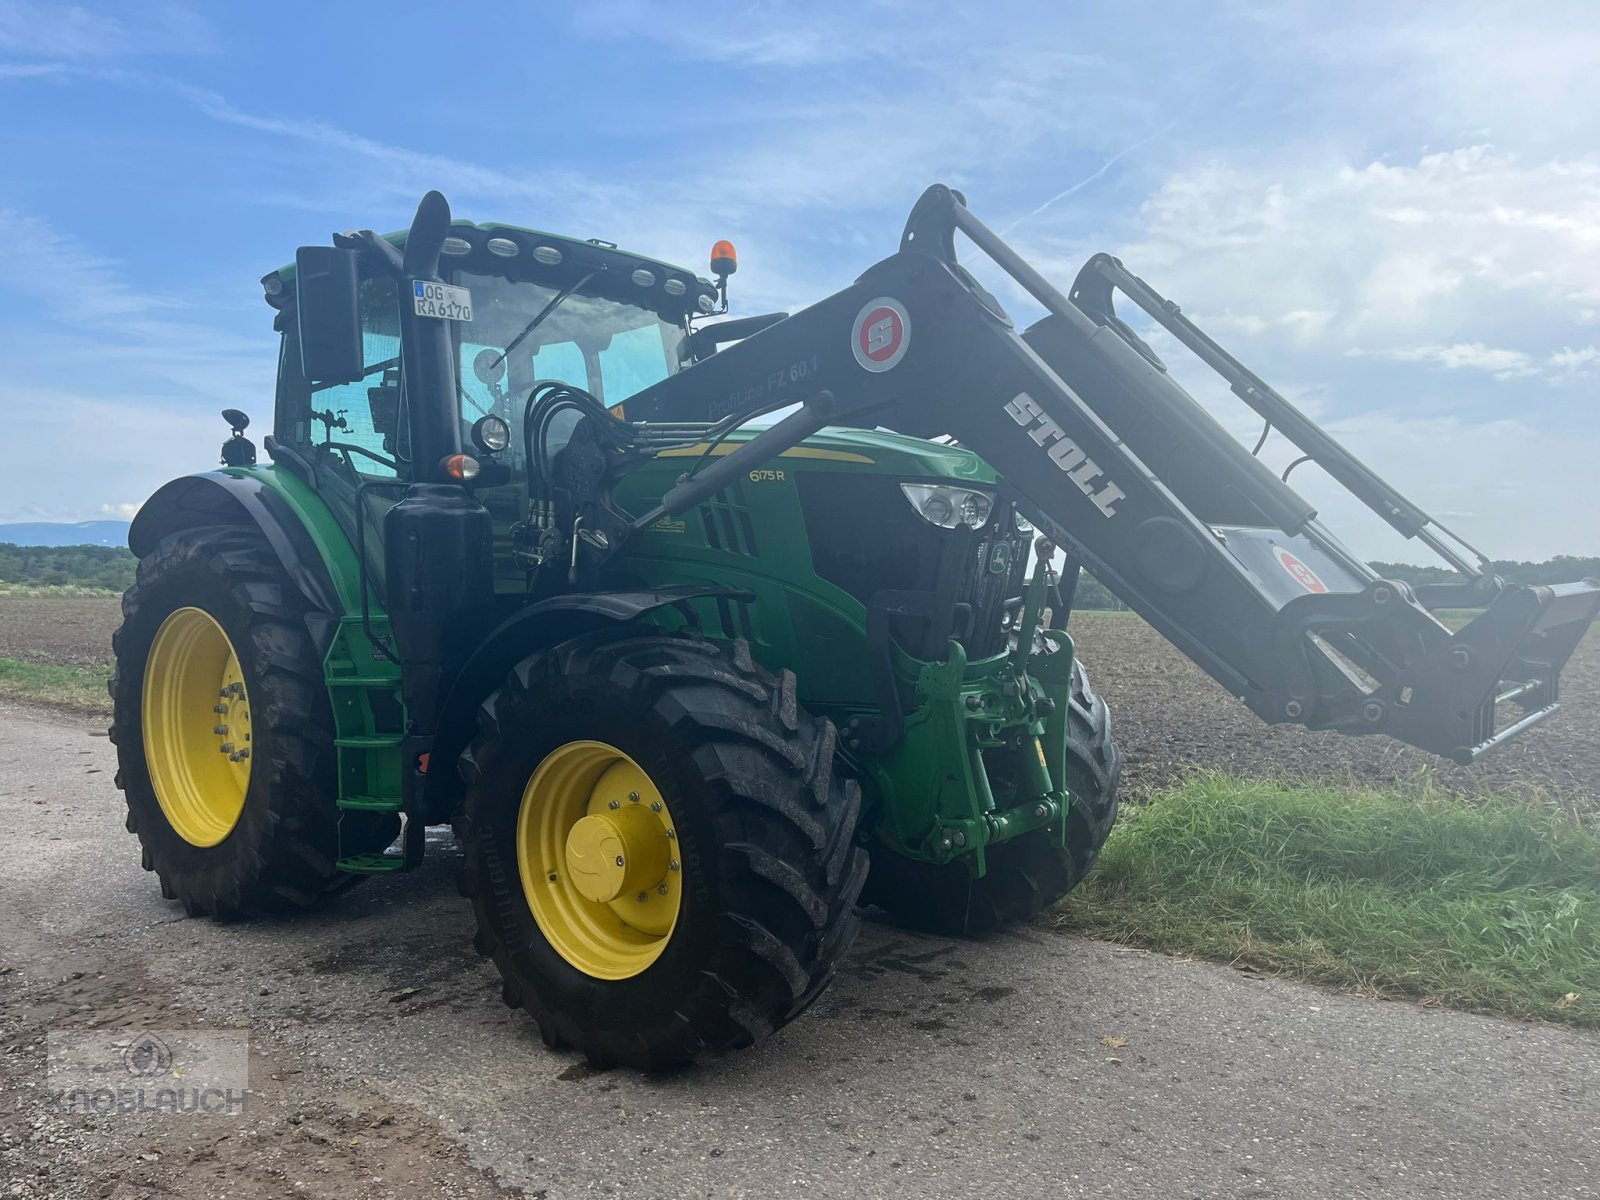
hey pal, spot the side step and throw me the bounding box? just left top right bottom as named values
left=324, top=617, right=412, bottom=873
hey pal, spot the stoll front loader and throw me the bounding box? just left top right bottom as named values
left=113, top=187, right=1599, bottom=1068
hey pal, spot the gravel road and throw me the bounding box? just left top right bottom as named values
left=2, top=703, right=1597, bottom=1200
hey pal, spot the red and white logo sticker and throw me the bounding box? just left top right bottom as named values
left=851, top=297, right=910, bottom=373
left=1276, top=547, right=1330, bottom=594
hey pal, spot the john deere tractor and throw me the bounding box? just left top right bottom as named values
left=113, top=188, right=1599, bottom=1068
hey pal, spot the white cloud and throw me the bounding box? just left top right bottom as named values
left=0, top=1, right=213, bottom=59
left=1091, top=146, right=1600, bottom=349
left=1549, top=346, right=1600, bottom=373
left=1347, top=342, right=1540, bottom=380
left=100, top=501, right=142, bottom=520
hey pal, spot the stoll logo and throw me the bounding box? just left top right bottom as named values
left=46, top=1030, right=250, bottom=1117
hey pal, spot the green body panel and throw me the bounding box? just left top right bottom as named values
left=220, top=465, right=408, bottom=868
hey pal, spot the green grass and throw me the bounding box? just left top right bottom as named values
left=0, top=657, right=112, bottom=710
left=1053, top=774, right=1600, bottom=1026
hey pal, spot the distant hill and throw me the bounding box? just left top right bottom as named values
left=0, top=520, right=131, bottom=548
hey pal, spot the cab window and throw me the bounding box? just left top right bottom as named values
left=275, top=276, right=404, bottom=479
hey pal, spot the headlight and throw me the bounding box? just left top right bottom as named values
left=471, top=414, right=512, bottom=453
left=1013, top=510, right=1034, bottom=534
left=900, top=483, right=996, bottom=530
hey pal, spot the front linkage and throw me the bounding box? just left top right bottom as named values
left=860, top=544, right=1074, bottom=872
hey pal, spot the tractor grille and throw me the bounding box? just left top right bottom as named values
left=796, top=473, right=1027, bottom=660
left=696, top=481, right=761, bottom=557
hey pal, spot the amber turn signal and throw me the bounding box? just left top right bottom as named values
left=442, top=453, right=480, bottom=481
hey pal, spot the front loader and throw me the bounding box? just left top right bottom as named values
left=112, top=185, right=1599, bottom=1068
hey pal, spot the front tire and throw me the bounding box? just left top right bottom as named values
left=457, top=629, right=868, bottom=1070
left=111, top=526, right=393, bottom=917
left=861, top=657, right=1121, bottom=936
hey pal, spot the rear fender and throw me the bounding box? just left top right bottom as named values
left=129, top=471, right=347, bottom=620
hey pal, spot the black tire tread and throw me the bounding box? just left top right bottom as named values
left=457, top=627, right=867, bottom=1069
left=110, top=525, right=386, bottom=918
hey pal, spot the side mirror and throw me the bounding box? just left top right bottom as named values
left=295, top=246, right=364, bottom=383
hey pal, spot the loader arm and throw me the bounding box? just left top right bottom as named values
left=627, top=185, right=1600, bottom=763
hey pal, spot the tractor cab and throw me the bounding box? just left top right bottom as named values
left=259, top=221, right=718, bottom=593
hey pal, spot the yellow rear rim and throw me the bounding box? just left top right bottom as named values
left=142, top=607, right=253, bottom=848
left=517, top=740, right=682, bottom=980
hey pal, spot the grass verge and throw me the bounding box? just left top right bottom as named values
left=0, top=657, right=112, bottom=711
left=1052, top=774, right=1600, bottom=1027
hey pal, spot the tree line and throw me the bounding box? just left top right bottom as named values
left=0, top=543, right=137, bottom=590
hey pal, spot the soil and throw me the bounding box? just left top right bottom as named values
left=1, top=593, right=1592, bottom=809
left=0, top=950, right=524, bottom=1200
left=1070, top=611, right=1599, bottom=809
left=0, top=595, right=121, bottom=671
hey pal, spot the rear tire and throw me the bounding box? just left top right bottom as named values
left=110, top=526, right=394, bottom=918
left=457, top=629, right=868, bottom=1070
left=861, top=657, right=1121, bottom=936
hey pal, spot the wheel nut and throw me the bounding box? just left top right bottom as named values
left=668, top=860, right=680, bottom=871
left=628, top=791, right=640, bottom=803
left=212, top=704, right=228, bottom=715
left=608, top=799, right=621, bottom=810
left=637, top=892, right=649, bottom=903
left=657, top=884, right=668, bottom=895
left=666, top=828, right=676, bottom=840
left=651, top=802, right=662, bottom=812
left=219, top=743, right=234, bottom=754
left=614, top=855, right=625, bottom=867
left=213, top=725, right=228, bottom=735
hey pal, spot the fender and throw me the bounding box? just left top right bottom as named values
left=421, top=585, right=754, bottom=820
left=129, top=470, right=347, bottom=619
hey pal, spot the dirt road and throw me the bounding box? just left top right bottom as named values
left=2, top=703, right=1596, bottom=1199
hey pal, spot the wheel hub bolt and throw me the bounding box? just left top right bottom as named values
left=637, top=891, right=649, bottom=903
left=665, top=828, right=676, bottom=840
left=213, top=725, right=228, bottom=735
left=628, top=791, right=640, bottom=803
left=614, top=855, right=625, bottom=867
left=608, top=800, right=621, bottom=810
left=668, top=859, right=680, bottom=871
left=657, top=884, right=668, bottom=895
left=650, top=802, right=662, bottom=812
left=219, top=743, right=235, bottom=754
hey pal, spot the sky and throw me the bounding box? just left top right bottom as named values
left=0, top=0, right=1596, bottom=562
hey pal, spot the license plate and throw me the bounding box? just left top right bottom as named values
left=413, top=280, right=473, bottom=322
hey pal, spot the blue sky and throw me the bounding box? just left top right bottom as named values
left=1, top=0, right=1596, bottom=560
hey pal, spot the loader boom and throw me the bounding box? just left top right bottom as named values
left=628, top=185, right=1600, bottom=763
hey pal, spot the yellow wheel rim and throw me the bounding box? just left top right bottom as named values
left=517, top=740, right=682, bottom=980
left=141, top=607, right=253, bottom=848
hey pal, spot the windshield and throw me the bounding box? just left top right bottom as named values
left=454, top=271, right=685, bottom=418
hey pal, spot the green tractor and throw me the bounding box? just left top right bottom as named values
left=113, top=188, right=1599, bottom=1068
